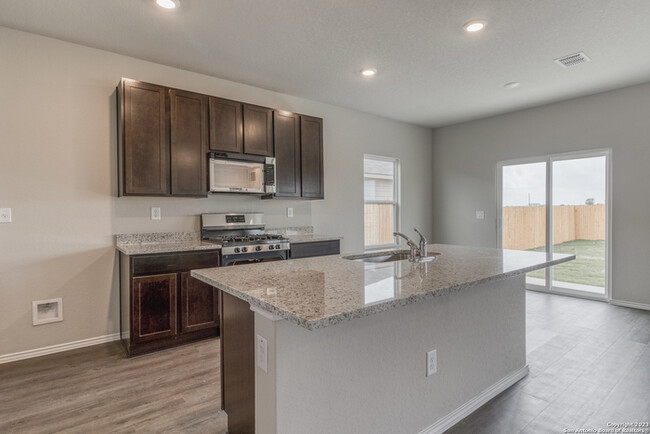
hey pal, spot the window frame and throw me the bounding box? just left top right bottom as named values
left=363, top=154, right=400, bottom=250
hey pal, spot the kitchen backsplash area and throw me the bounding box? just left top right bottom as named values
left=111, top=194, right=313, bottom=236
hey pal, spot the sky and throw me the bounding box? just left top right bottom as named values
left=502, top=156, right=606, bottom=206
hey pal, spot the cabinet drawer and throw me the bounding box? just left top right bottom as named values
left=290, top=240, right=340, bottom=259
left=132, top=251, right=220, bottom=275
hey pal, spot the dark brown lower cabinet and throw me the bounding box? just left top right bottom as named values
left=180, top=271, right=219, bottom=332
left=120, top=251, right=220, bottom=356
left=289, top=239, right=340, bottom=259
left=132, top=274, right=177, bottom=343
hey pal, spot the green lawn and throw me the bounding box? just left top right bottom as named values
left=527, top=239, right=605, bottom=288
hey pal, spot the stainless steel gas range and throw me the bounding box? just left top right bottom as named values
left=200, top=213, right=290, bottom=266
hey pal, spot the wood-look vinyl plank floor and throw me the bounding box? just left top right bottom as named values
left=448, top=291, right=650, bottom=434
left=0, top=339, right=227, bottom=434
left=1, top=291, right=648, bottom=434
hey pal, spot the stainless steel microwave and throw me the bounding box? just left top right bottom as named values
left=209, top=156, right=276, bottom=194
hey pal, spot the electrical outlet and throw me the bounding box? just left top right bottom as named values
left=476, top=210, right=485, bottom=220
left=0, top=208, right=12, bottom=223
left=151, top=207, right=161, bottom=220
left=287, top=207, right=294, bottom=218
left=256, top=334, right=268, bottom=373
left=427, top=349, right=437, bottom=376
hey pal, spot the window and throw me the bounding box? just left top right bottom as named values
left=364, top=155, right=399, bottom=248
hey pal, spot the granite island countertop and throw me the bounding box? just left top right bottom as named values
left=192, top=244, right=574, bottom=330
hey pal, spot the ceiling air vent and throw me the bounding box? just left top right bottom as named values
left=555, top=52, right=591, bottom=68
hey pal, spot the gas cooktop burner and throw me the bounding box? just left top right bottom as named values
left=200, top=213, right=291, bottom=257
left=218, top=234, right=285, bottom=244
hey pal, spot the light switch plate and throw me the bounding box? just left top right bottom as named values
left=151, top=207, right=161, bottom=220
left=476, top=210, right=485, bottom=220
left=287, top=207, right=294, bottom=218
left=0, top=208, right=11, bottom=223
left=427, top=349, right=437, bottom=376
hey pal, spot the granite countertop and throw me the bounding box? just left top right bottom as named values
left=115, top=230, right=341, bottom=255
left=116, top=240, right=222, bottom=255
left=285, top=234, right=343, bottom=244
left=192, top=244, right=574, bottom=330
left=115, top=232, right=221, bottom=255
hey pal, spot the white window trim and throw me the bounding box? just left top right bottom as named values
left=364, top=154, right=400, bottom=250
left=496, top=148, right=612, bottom=302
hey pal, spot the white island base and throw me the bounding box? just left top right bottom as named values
left=253, top=274, right=527, bottom=434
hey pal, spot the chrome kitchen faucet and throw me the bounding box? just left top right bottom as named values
left=393, top=228, right=429, bottom=262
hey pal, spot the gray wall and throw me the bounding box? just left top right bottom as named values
left=0, top=26, right=433, bottom=357
left=431, top=82, right=650, bottom=305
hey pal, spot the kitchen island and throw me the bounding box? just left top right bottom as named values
left=192, top=244, right=573, bottom=434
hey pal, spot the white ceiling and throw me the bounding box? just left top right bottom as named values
left=2, top=0, right=650, bottom=127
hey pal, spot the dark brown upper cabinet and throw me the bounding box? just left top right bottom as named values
left=170, top=89, right=208, bottom=196
left=118, top=78, right=208, bottom=198
left=300, top=115, right=324, bottom=199
left=117, top=78, right=323, bottom=199
left=269, top=112, right=324, bottom=200
left=243, top=104, right=273, bottom=156
left=273, top=111, right=301, bottom=198
left=209, top=97, right=243, bottom=153
left=119, top=79, right=170, bottom=196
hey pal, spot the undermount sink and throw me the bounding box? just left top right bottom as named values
left=343, top=250, right=440, bottom=263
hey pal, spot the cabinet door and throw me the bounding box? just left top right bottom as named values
left=121, top=79, right=170, bottom=195
left=290, top=240, right=340, bottom=259
left=170, top=89, right=208, bottom=197
left=132, top=274, right=177, bottom=343
left=300, top=115, right=324, bottom=199
left=209, top=97, right=243, bottom=153
left=273, top=111, right=301, bottom=197
left=243, top=104, right=273, bottom=156
left=180, top=272, right=219, bottom=332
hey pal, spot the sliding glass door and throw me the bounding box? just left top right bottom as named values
left=501, top=161, right=547, bottom=288
left=498, top=150, right=610, bottom=300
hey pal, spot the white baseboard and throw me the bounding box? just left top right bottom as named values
left=0, top=333, right=121, bottom=365
left=610, top=299, right=650, bottom=311
left=418, top=365, right=529, bottom=434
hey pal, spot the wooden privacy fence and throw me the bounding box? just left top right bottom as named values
left=364, top=203, right=394, bottom=246
left=503, top=204, right=605, bottom=250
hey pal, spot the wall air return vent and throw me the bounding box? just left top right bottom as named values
left=555, top=52, right=591, bottom=68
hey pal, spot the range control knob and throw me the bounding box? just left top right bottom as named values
left=269, top=245, right=275, bottom=250
left=241, top=247, right=248, bottom=253
left=234, top=247, right=241, bottom=253
left=255, top=246, right=262, bottom=252
left=275, top=244, right=281, bottom=250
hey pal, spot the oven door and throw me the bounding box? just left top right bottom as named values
left=221, top=250, right=288, bottom=266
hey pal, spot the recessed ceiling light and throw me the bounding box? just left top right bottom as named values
left=156, top=0, right=179, bottom=9
left=504, top=82, right=521, bottom=89
left=463, top=20, right=486, bottom=33
left=360, top=68, right=377, bottom=77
